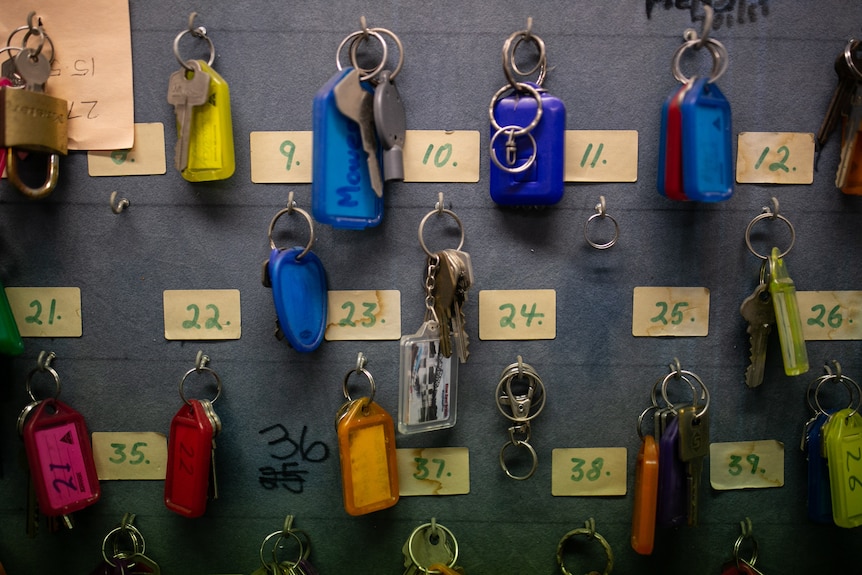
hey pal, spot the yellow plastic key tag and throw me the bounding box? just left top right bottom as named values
left=824, top=408, right=862, bottom=527
left=768, top=246, right=809, bottom=376
left=336, top=355, right=399, bottom=516
left=177, top=60, right=235, bottom=182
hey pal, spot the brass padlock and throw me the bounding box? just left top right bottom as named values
left=0, top=85, right=68, bottom=154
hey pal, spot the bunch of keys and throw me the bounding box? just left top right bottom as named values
left=488, top=18, right=565, bottom=207
left=556, top=518, right=614, bottom=575
left=251, top=515, right=318, bottom=575
left=312, top=17, right=405, bottom=229
left=401, top=519, right=462, bottom=575
left=720, top=518, right=767, bottom=575
left=262, top=192, right=328, bottom=352
left=335, top=353, right=399, bottom=515
left=805, top=362, right=862, bottom=528
left=399, top=194, right=473, bottom=434
left=495, top=356, right=546, bottom=481
left=801, top=362, right=859, bottom=524
left=1, top=13, right=67, bottom=199
left=90, top=513, right=160, bottom=575
left=164, top=352, right=223, bottom=518
left=742, top=199, right=808, bottom=381
left=658, top=5, right=733, bottom=202
left=19, top=352, right=101, bottom=530
left=645, top=361, right=710, bottom=531
left=815, top=38, right=862, bottom=193
left=167, top=13, right=235, bottom=182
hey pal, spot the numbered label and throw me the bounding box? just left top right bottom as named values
left=564, top=130, right=638, bottom=182
left=5, top=287, right=83, bottom=337
left=396, top=447, right=469, bottom=496
left=92, top=432, right=167, bottom=480
left=797, top=291, right=862, bottom=340
left=163, top=289, right=241, bottom=340
left=250, top=131, right=313, bottom=183
left=479, top=289, right=556, bottom=340
left=325, top=290, right=401, bottom=341
left=632, top=287, right=709, bottom=337
left=402, top=130, right=480, bottom=182
left=551, top=447, right=627, bottom=496
left=87, top=123, right=167, bottom=176
left=736, top=132, right=814, bottom=184
left=709, top=440, right=785, bottom=490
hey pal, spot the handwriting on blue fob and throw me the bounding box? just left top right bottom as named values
left=312, top=67, right=382, bottom=229
left=681, top=78, right=733, bottom=202
left=268, top=247, right=328, bottom=352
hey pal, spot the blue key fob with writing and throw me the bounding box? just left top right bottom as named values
left=312, top=67, right=383, bottom=229
left=680, top=77, right=733, bottom=202
left=807, top=412, right=834, bottom=524
left=490, top=83, right=565, bottom=206
left=266, top=247, right=328, bottom=352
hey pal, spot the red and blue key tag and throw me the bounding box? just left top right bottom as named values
left=312, top=67, right=383, bottom=229
left=23, top=398, right=100, bottom=516
left=264, top=197, right=328, bottom=353
left=164, top=398, right=217, bottom=518
left=489, top=82, right=565, bottom=206
left=679, top=77, right=733, bottom=202
left=658, top=79, right=694, bottom=201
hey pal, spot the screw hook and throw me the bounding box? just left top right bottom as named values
left=110, top=191, right=130, bottom=214
left=684, top=4, right=714, bottom=48
left=195, top=350, right=210, bottom=372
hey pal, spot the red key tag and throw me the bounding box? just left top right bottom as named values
left=164, top=398, right=215, bottom=517
left=22, top=398, right=101, bottom=516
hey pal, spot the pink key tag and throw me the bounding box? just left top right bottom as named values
left=23, top=398, right=101, bottom=515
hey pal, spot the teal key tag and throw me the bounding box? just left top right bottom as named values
left=312, top=67, right=383, bottom=229
left=398, top=320, right=458, bottom=434
left=680, top=77, right=733, bottom=201
left=264, top=197, right=328, bottom=353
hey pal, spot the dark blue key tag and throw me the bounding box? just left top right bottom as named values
left=263, top=196, right=328, bottom=353
left=680, top=77, right=733, bottom=201
left=312, top=67, right=383, bottom=229
left=489, top=82, right=565, bottom=206
left=805, top=411, right=835, bottom=524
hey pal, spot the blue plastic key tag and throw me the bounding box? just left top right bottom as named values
left=263, top=196, right=328, bottom=352
left=489, top=82, right=565, bottom=206
left=312, top=67, right=383, bottom=229
left=680, top=77, right=733, bottom=202
left=806, top=411, right=835, bottom=524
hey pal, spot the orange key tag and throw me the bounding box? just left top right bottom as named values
left=631, top=434, right=659, bottom=555
left=839, top=117, right=862, bottom=195
left=337, top=353, right=399, bottom=516
left=429, top=564, right=464, bottom=575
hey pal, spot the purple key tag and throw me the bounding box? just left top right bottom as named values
left=656, top=416, right=687, bottom=528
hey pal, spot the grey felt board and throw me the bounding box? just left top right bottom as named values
left=1, top=1, right=861, bottom=573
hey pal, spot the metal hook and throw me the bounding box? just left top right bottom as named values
left=584, top=517, right=596, bottom=539
left=282, top=514, right=295, bottom=535
left=595, top=196, right=606, bottom=217
left=286, top=191, right=297, bottom=214
left=37, top=350, right=56, bottom=371
left=763, top=196, right=780, bottom=220
left=359, top=15, right=369, bottom=37
left=517, top=355, right=524, bottom=377
left=684, top=4, right=713, bottom=48
left=195, top=350, right=210, bottom=372
left=669, top=357, right=683, bottom=378
left=356, top=351, right=367, bottom=372
left=524, top=16, right=533, bottom=39
left=110, top=191, right=130, bottom=214
left=188, top=12, right=207, bottom=38
left=435, top=192, right=446, bottom=214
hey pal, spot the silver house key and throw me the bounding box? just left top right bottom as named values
left=167, top=60, right=211, bottom=172
left=677, top=404, right=710, bottom=527
left=373, top=69, right=406, bottom=181
left=739, top=282, right=776, bottom=388
left=333, top=68, right=384, bottom=197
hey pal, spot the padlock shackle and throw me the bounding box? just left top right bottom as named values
left=6, top=150, right=59, bottom=199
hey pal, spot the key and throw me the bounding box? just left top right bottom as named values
left=406, top=524, right=456, bottom=572
left=836, top=87, right=862, bottom=189
left=373, top=69, right=406, bottom=181
left=14, top=49, right=50, bottom=92
left=443, top=249, right=473, bottom=363
left=22, top=398, right=101, bottom=517
left=656, top=414, right=687, bottom=528
left=164, top=399, right=216, bottom=517
left=333, top=68, right=384, bottom=197
left=126, top=553, right=160, bottom=575
left=739, top=283, right=775, bottom=388
left=679, top=77, right=733, bottom=202
left=200, top=399, right=221, bottom=500
left=768, top=247, right=809, bottom=376
left=167, top=61, right=210, bottom=173
left=401, top=537, right=419, bottom=575
left=90, top=557, right=134, bottom=575
left=817, top=51, right=859, bottom=153
left=677, top=405, right=710, bottom=526
left=432, top=253, right=457, bottom=358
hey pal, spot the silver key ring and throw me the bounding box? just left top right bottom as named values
left=499, top=432, right=538, bottom=481
left=661, top=363, right=710, bottom=419
left=671, top=36, right=728, bottom=84
left=844, top=38, right=862, bottom=82
left=556, top=518, right=614, bottom=575
left=418, top=193, right=465, bottom=257
left=178, top=352, right=222, bottom=406
left=813, top=362, right=862, bottom=419
left=495, top=359, right=546, bottom=422
left=268, top=192, right=316, bottom=261
left=336, top=28, right=388, bottom=82
left=342, top=352, right=376, bottom=404
left=501, top=20, right=547, bottom=88
left=406, top=520, right=459, bottom=573
left=583, top=196, right=619, bottom=250
left=744, top=197, right=796, bottom=260
left=25, top=351, right=61, bottom=402
left=173, top=12, right=215, bottom=71
left=7, top=25, right=54, bottom=64
left=489, top=82, right=544, bottom=137
left=102, top=523, right=146, bottom=567
left=489, top=126, right=538, bottom=174
left=348, top=23, right=404, bottom=81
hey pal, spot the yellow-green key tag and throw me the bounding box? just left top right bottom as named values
left=768, top=246, right=809, bottom=376
left=824, top=408, right=862, bottom=527
left=180, top=60, right=235, bottom=182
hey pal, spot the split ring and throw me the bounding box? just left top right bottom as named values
left=418, top=202, right=465, bottom=257
left=556, top=520, right=614, bottom=575
left=407, top=522, right=459, bottom=573
left=349, top=27, right=403, bottom=80
left=489, top=82, right=544, bottom=136
left=268, top=195, right=316, bottom=261
left=671, top=36, right=728, bottom=84
left=502, top=30, right=547, bottom=88
left=584, top=197, right=619, bottom=250
left=844, top=39, right=862, bottom=82
left=173, top=26, right=215, bottom=71
left=744, top=202, right=796, bottom=260
left=336, top=29, right=388, bottom=82
left=178, top=365, right=222, bottom=406
left=661, top=369, right=710, bottom=419
left=342, top=362, right=376, bottom=404
left=499, top=439, right=538, bottom=481
left=489, top=127, right=538, bottom=174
